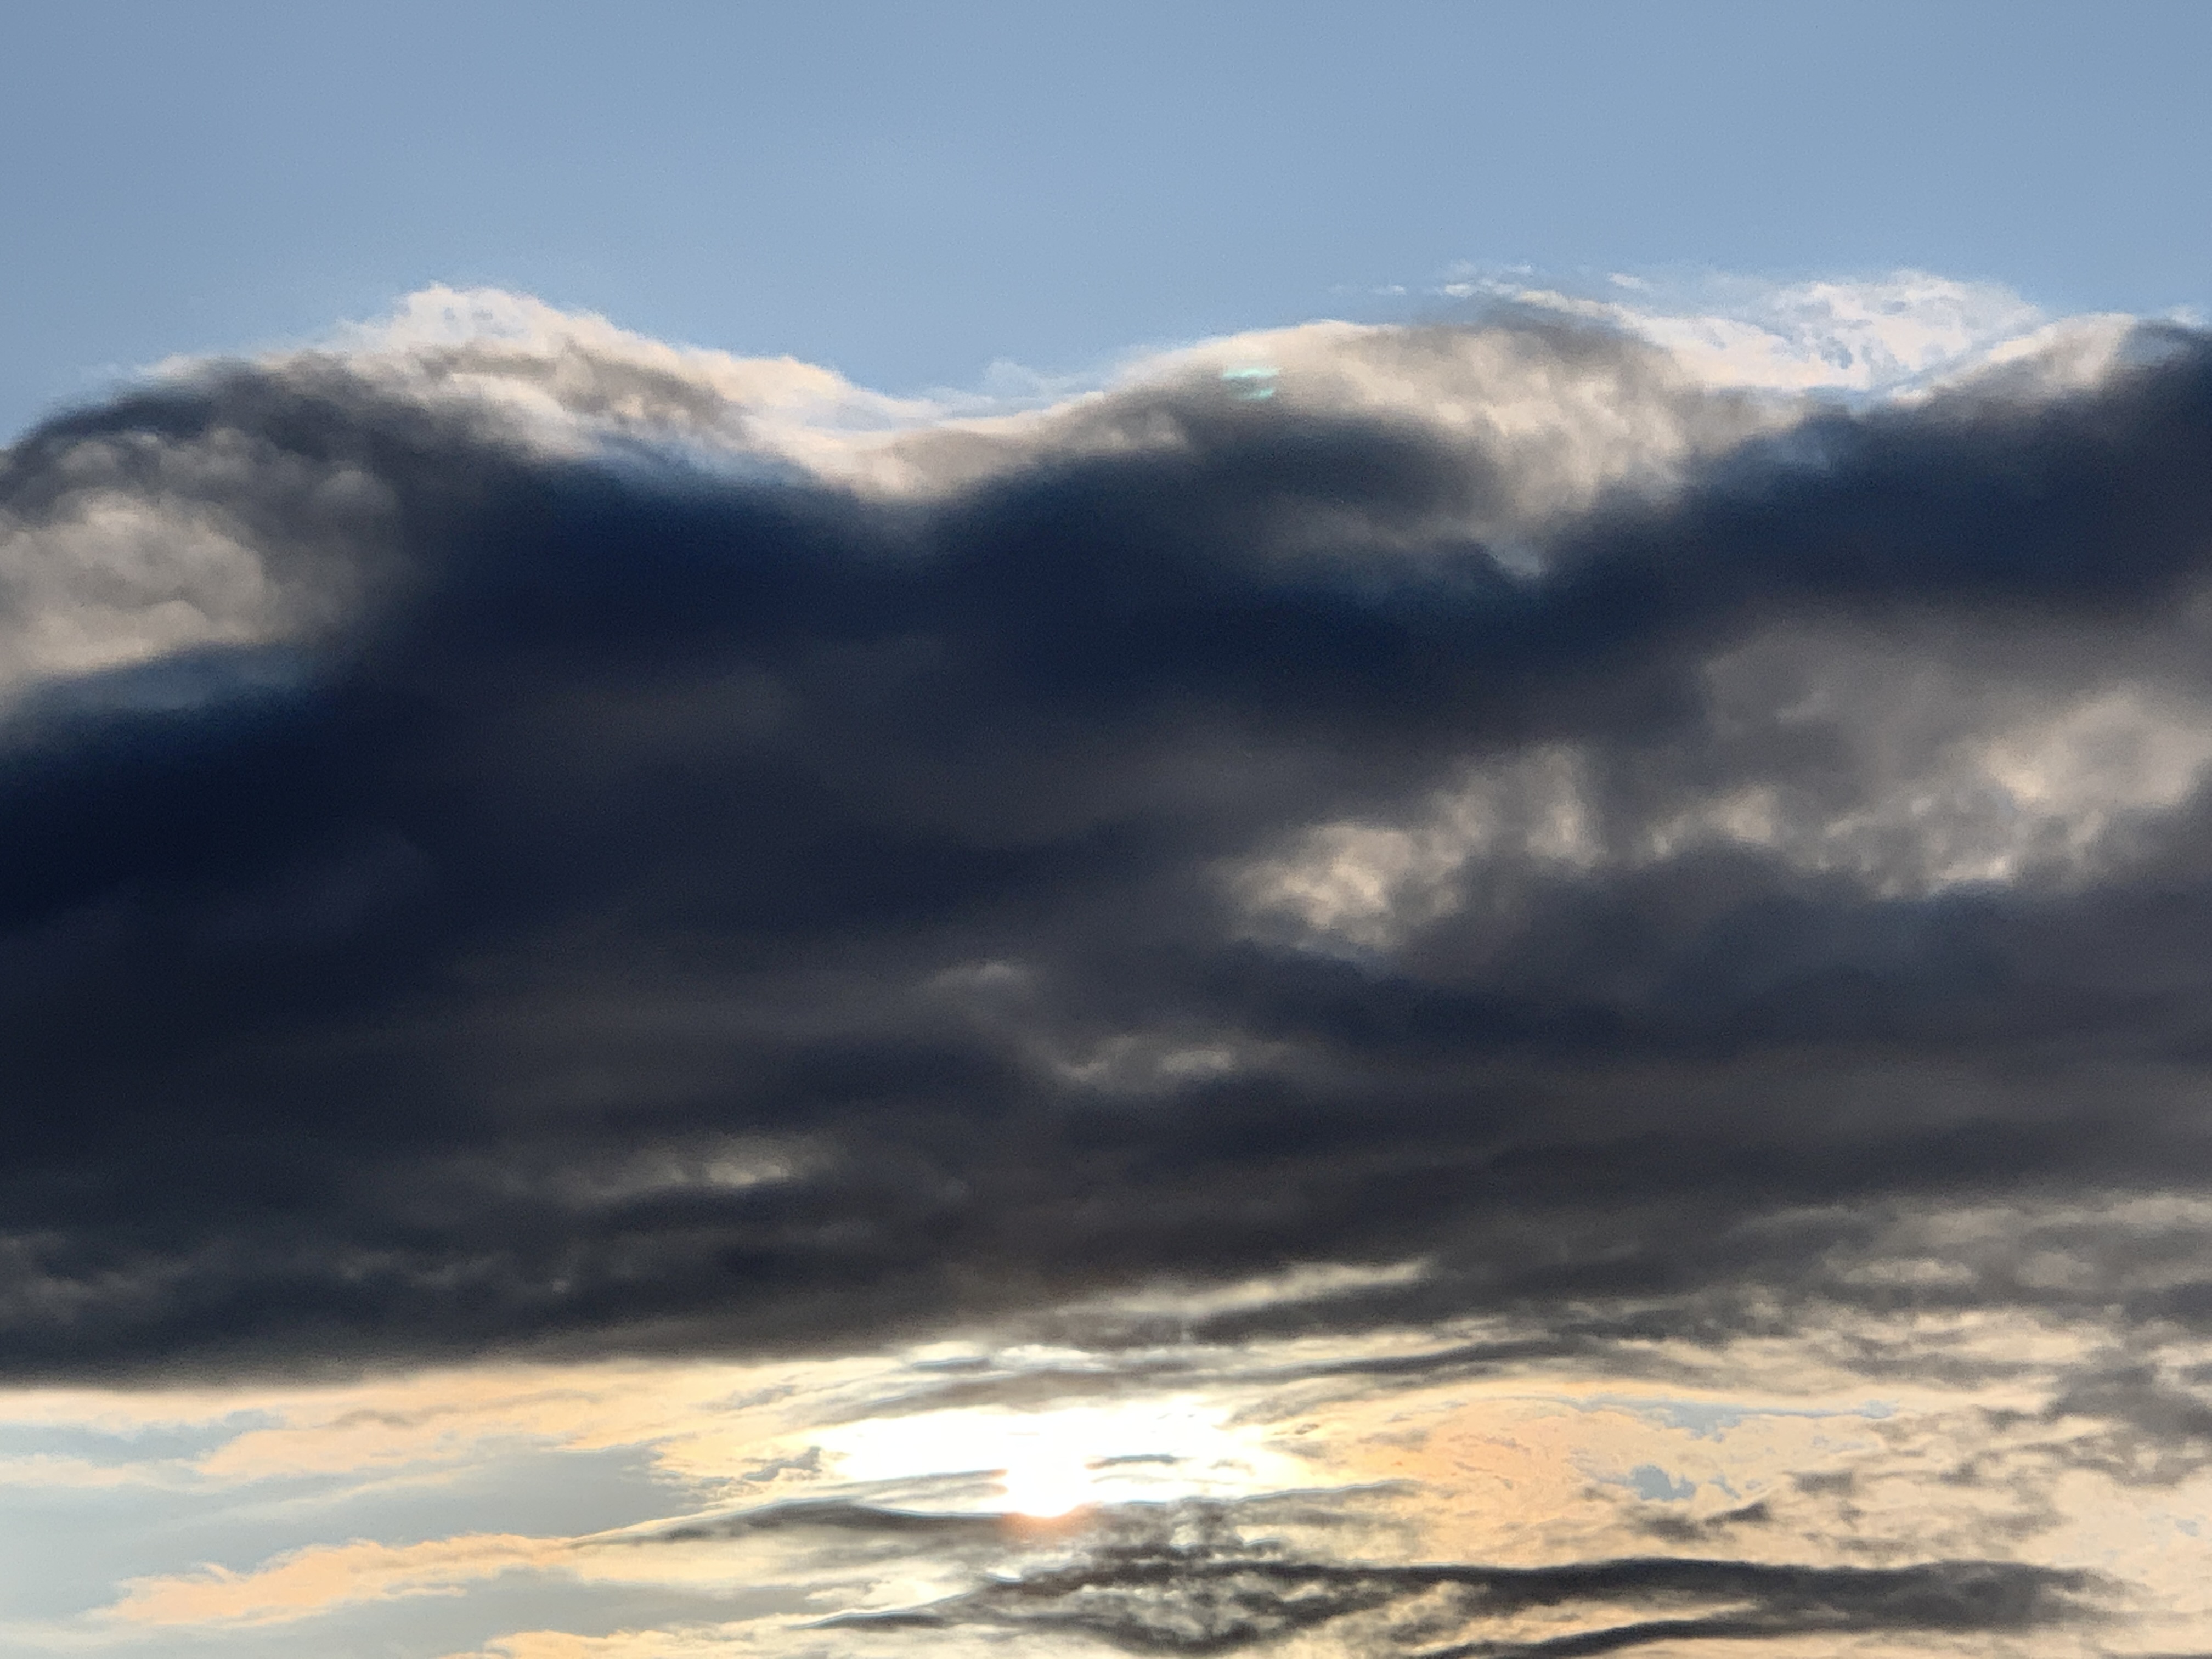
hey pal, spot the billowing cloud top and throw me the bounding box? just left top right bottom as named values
left=3, top=280, right=2210, bottom=1401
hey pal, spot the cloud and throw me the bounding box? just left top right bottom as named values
left=1433, top=269, right=2059, bottom=396
left=441, top=1628, right=756, bottom=1659
left=827, top=1514, right=2106, bottom=1657
left=106, top=1531, right=567, bottom=1627
left=134, top=1486, right=2088, bottom=1653
left=16, top=1313, right=2207, bottom=1651
left=101, top=1499, right=1007, bottom=1630
left=6, top=291, right=2212, bottom=1430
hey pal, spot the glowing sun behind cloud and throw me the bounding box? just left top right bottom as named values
left=815, top=1395, right=1301, bottom=1517
left=994, top=1432, right=1098, bottom=1517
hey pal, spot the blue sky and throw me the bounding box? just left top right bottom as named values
left=5, top=0, right=2210, bottom=436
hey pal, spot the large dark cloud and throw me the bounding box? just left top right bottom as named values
left=7, top=320, right=2212, bottom=1381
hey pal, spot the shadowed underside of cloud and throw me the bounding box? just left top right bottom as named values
left=828, top=1528, right=2102, bottom=1656
left=5, top=300, right=2212, bottom=1388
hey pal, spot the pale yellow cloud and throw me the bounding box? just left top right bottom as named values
left=0, top=1452, right=193, bottom=1490
left=107, top=1532, right=567, bottom=1627
left=99, top=1503, right=988, bottom=1636
left=442, top=1630, right=758, bottom=1659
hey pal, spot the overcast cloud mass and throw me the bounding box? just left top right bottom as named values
left=5, top=279, right=2212, bottom=1657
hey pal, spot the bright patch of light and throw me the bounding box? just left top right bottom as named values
left=816, top=1395, right=1301, bottom=1516
left=1221, top=365, right=1279, bottom=400
left=995, top=1433, right=1097, bottom=1517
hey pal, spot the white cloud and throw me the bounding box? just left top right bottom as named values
left=1439, top=267, right=2054, bottom=395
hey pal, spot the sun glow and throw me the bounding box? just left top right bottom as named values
left=995, top=1434, right=1097, bottom=1517
left=815, top=1393, right=1298, bottom=1517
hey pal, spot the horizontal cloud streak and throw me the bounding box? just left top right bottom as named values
left=829, top=1519, right=2106, bottom=1656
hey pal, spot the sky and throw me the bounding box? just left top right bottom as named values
left=8, top=6, right=2212, bottom=1659
left=7, top=1, right=2212, bottom=438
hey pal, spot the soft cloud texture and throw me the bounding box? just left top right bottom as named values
left=7, top=279, right=2212, bottom=1655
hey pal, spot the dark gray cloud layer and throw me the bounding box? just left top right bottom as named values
left=7, top=323, right=2212, bottom=1380
left=653, top=1496, right=2105, bottom=1657
left=828, top=1516, right=2101, bottom=1656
